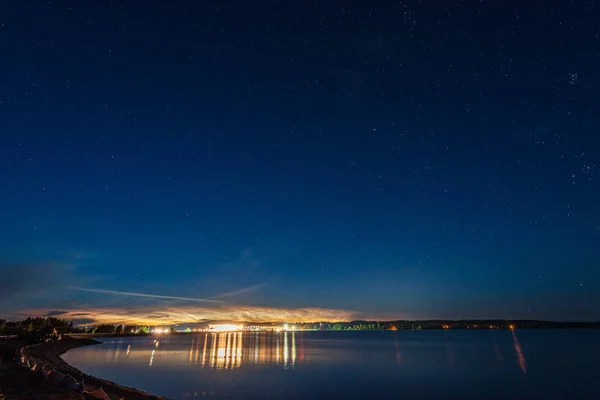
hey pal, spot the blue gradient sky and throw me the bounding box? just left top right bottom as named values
left=1, top=0, right=599, bottom=323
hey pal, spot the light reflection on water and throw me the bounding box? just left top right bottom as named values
left=62, top=330, right=600, bottom=400
left=511, top=328, right=527, bottom=374
left=86, top=332, right=301, bottom=371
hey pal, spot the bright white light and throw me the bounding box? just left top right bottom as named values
left=209, top=324, right=243, bottom=332
left=284, top=324, right=289, bottom=331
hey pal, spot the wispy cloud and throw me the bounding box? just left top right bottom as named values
left=68, top=287, right=224, bottom=304
left=45, top=310, right=69, bottom=317
left=212, top=283, right=270, bottom=299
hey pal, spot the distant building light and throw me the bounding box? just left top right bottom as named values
left=209, top=324, right=243, bottom=332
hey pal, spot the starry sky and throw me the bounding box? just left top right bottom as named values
left=1, top=1, right=599, bottom=325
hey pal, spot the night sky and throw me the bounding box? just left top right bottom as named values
left=1, top=1, right=599, bottom=325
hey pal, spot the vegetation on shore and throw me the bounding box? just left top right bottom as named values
left=0, top=317, right=153, bottom=337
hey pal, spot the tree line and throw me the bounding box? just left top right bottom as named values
left=0, top=317, right=154, bottom=336
left=0, top=317, right=79, bottom=335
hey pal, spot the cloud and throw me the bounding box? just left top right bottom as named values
left=68, top=287, right=224, bottom=304
left=21, top=304, right=356, bottom=326
left=146, top=314, right=167, bottom=319
left=71, top=318, right=96, bottom=326
left=212, top=283, right=270, bottom=299
left=0, top=250, right=355, bottom=325
left=45, top=310, right=68, bottom=317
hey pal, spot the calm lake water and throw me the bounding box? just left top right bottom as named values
left=62, top=330, right=600, bottom=399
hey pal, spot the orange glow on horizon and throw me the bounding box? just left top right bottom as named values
left=21, top=304, right=357, bottom=326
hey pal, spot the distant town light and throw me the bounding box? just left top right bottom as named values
left=209, top=324, right=244, bottom=332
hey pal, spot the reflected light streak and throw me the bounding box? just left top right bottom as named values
left=291, top=332, right=296, bottom=367
left=230, top=333, right=236, bottom=369
left=205, top=332, right=246, bottom=371
left=189, top=336, right=195, bottom=364
left=197, top=332, right=302, bottom=371
left=201, top=334, right=208, bottom=367
left=194, top=335, right=200, bottom=364
left=210, top=333, right=217, bottom=369
left=510, top=328, right=527, bottom=374
left=283, top=332, right=289, bottom=369
left=138, top=332, right=301, bottom=371
left=394, top=334, right=402, bottom=364
left=232, top=334, right=238, bottom=368
left=216, top=333, right=227, bottom=370
left=226, top=333, right=233, bottom=370
left=235, top=332, right=242, bottom=368
left=276, top=336, right=280, bottom=364
left=254, top=334, right=259, bottom=364
left=149, top=349, right=155, bottom=366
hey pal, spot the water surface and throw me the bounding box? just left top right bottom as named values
left=62, top=330, right=600, bottom=399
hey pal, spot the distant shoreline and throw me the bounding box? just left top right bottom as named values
left=66, top=319, right=600, bottom=338
left=3, top=318, right=600, bottom=340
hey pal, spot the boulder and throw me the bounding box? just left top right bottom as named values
left=85, top=387, right=111, bottom=400
left=49, top=370, right=65, bottom=382
left=63, top=374, right=81, bottom=391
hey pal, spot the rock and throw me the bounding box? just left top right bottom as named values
left=85, top=387, right=111, bottom=400
left=28, top=327, right=61, bottom=344
left=63, top=374, right=81, bottom=391
left=49, top=370, right=65, bottom=382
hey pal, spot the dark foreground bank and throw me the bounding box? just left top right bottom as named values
left=0, top=336, right=167, bottom=400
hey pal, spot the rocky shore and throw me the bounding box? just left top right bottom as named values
left=0, top=337, right=168, bottom=400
